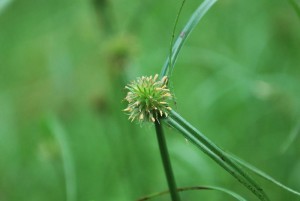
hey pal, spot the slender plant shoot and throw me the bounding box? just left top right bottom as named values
left=123, top=75, right=180, bottom=201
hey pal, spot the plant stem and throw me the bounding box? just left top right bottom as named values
left=154, top=121, right=181, bottom=201
left=166, top=111, right=269, bottom=201
left=160, top=0, right=217, bottom=78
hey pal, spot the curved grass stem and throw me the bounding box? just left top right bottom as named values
left=160, top=0, right=217, bottom=79
left=166, top=111, right=270, bottom=201
left=154, top=121, right=181, bottom=201
left=137, top=185, right=246, bottom=201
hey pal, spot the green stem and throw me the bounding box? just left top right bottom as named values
left=154, top=121, right=181, bottom=201
left=160, top=0, right=217, bottom=78
left=168, top=0, right=186, bottom=77
left=138, top=185, right=246, bottom=201
left=167, top=111, right=269, bottom=201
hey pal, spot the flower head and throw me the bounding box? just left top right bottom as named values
left=123, top=74, right=172, bottom=123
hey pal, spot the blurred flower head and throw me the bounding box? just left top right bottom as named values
left=123, top=74, right=172, bottom=123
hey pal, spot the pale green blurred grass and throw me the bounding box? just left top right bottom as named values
left=0, top=0, right=300, bottom=200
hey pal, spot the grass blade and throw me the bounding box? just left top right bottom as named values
left=160, top=0, right=217, bottom=78
left=48, top=115, right=77, bottom=201
left=138, top=185, right=247, bottom=201
left=166, top=111, right=269, bottom=201
left=168, top=0, right=186, bottom=76
left=227, top=153, right=300, bottom=197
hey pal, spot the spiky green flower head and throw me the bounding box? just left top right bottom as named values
left=124, top=74, right=172, bottom=123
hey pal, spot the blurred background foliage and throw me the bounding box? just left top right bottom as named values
left=0, top=0, right=300, bottom=200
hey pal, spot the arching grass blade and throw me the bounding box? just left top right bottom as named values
left=165, top=111, right=269, bottom=201
left=160, top=0, right=217, bottom=78
left=226, top=153, right=300, bottom=197
left=137, top=185, right=247, bottom=201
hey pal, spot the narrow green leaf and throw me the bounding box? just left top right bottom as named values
left=47, top=115, right=77, bottom=201
left=168, top=0, right=186, bottom=76
left=138, top=185, right=247, bottom=201
left=160, top=0, right=217, bottom=78
left=165, top=111, right=269, bottom=201
left=226, top=153, right=300, bottom=197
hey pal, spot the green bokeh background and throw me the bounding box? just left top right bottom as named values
left=1, top=0, right=300, bottom=200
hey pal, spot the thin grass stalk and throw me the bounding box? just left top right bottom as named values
left=169, top=111, right=269, bottom=200
left=138, top=185, right=246, bottom=201
left=226, top=153, right=300, bottom=197
left=154, top=121, right=181, bottom=201
left=166, top=113, right=269, bottom=201
left=48, top=116, right=77, bottom=201
left=169, top=111, right=259, bottom=187
left=168, top=0, right=186, bottom=74
left=164, top=117, right=260, bottom=199
left=160, top=0, right=217, bottom=78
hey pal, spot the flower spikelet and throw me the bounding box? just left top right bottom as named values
left=123, top=74, right=172, bottom=123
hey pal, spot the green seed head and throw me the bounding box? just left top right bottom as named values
left=123, top=74, right=172, bottom=123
